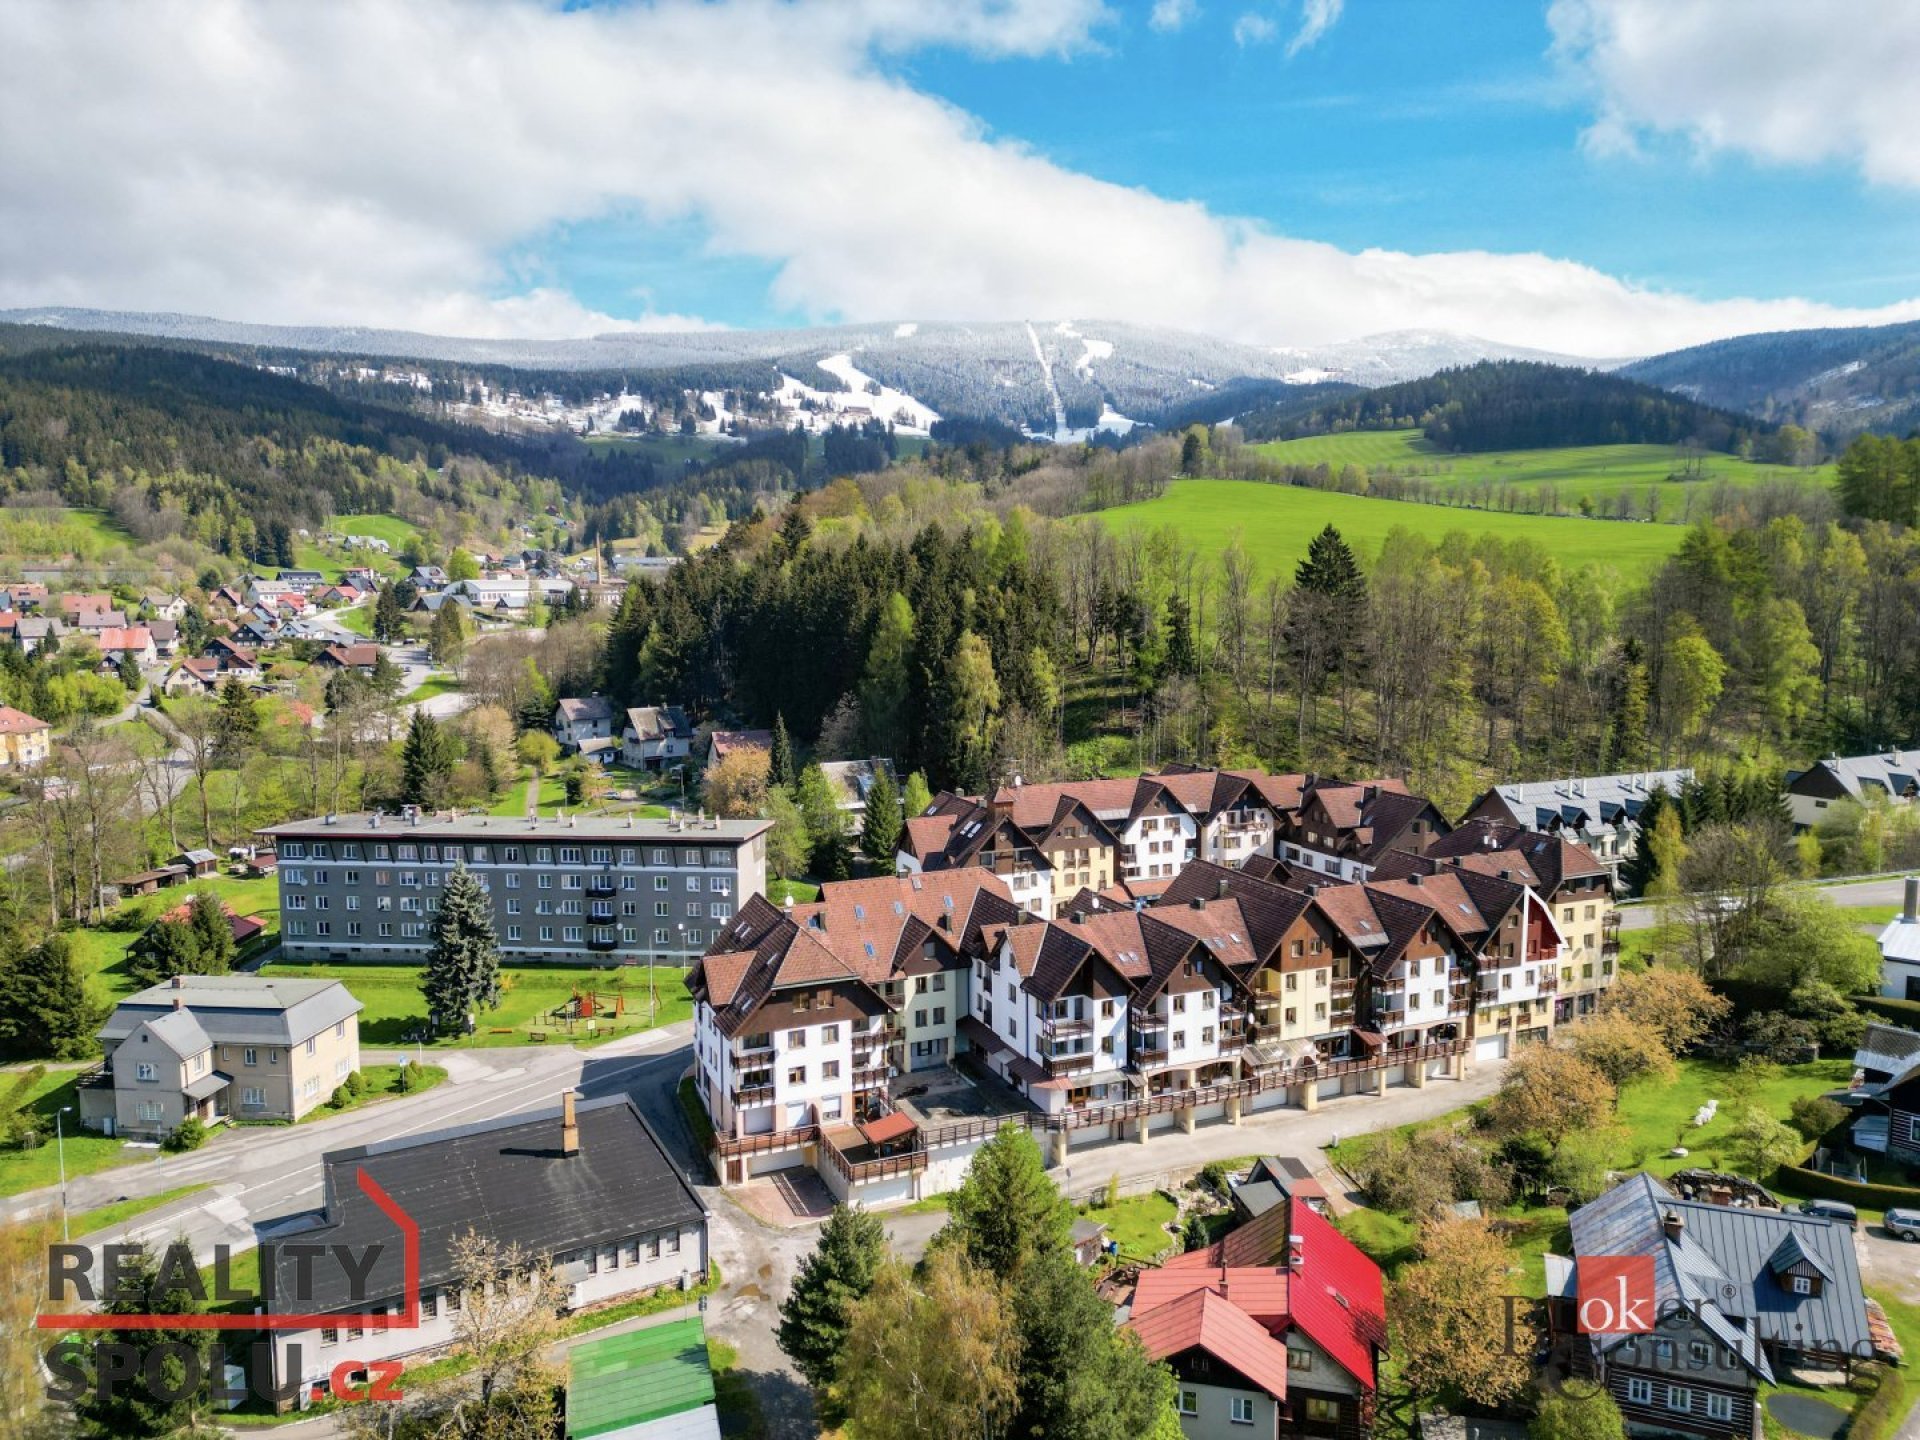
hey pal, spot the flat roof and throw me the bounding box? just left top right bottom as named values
left=567, top=1317, right=716, bottom=1438
left=258, top=810, right=771, bottom=844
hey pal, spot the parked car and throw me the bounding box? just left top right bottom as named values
left=1797, top=1199, right=1860, bottom=1230
left=1885, top=1208, right=1920, bottom=1242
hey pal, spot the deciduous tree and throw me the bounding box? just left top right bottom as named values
left=1390, top=1218, right=1534, bottom=1406
left=1488, top=1047, right=1615, bottom=1157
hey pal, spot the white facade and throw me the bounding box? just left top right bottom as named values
left=1118, top=813, right=1196, bottom=883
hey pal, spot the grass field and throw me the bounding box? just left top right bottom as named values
left=0, top=1067, right=147, bottom=1197
left=1250, top=430, right=1835, bottom=524
left=1079, top=1190, right=1179, bottom=1263
left=70, top=1182, right=211, bottom=1238
left=67, top=873, right=283, bottom=1007
left=1102, top=478, right=1688, bottom=579
left=258, top=960, right=694, bottom=1046
left=333, top=604, right=376, bottom=637
left=403, top=673, right=462, bottom=704
left=334, top=514, right=422, bottom=550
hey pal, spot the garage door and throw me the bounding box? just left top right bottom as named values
left=1476, top=1033, right=1509, bottom=1062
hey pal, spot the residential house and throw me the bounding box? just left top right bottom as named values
left=57, top=593, right=115, bottom=622
left=688, top=871, right=1017, bottom=1153
left=0, top=582, right=49, bottom=611
left=247, top=579, right=302, bottom=608
left=0, top=706, right=52, bottom=768
left=409, top=564, right=449, bottom=589
left=209, top=584, right=248, bottom=613
left=818, top=758, right=896, bottom=819
left=1887, top=1066, right=1920, bottom=1163
left=1281, top=778, right=1448, bottom=882
left=94, top=625, right=157, bottom=667
left=555, top=696, right=618, bottom=750
left=153, top=897, right=265, bottom=948
left=147, top=618, right=178, bottom=657
left=342, top=567, right=382, bottom=593
left=1557, top=1172, right=1883, bottom=1439
left=275, top=568, right=326, bottom=592
left=1786, top=749, right=1920, bottom=831
left=316, top=643, right=379, bottom=674
left=12, top=616, right=64, bottom=655
left=620, top=705, right=694, bottom=771
left=1461, top=769, right=1692, bottom=891
left=139, top=591, right=188, bottom=622
left=1381, top=820, right=1618, bottom=1034
left=704, top=729, right=772, bottom=774
left=1229, top=1156, right=1328, bottom=1222
left=233, top=614, right=282, bottom=647
left=264, top=1093, right=708, bottom=1406
left=1851, top=1024, right=1920, bottom=1096
left=164, top=658, right=222, bottom=695
left=1875, top=877, right=1920, bottom=1002
left=70, top=607, right=128, bottom=635
left=206, top=638, right=261, bottom=677
left=78, top=974, right=362, bottom=1139
left=1128, top=1199, right=1385, bottom=1440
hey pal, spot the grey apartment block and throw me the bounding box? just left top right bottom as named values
left=257, top=811, right=771, bottom=967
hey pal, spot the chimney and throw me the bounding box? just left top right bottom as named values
left=1191, top=895, right=1206, bottom=910
left=1662, top=1210, right=1684, bottom=1241
left=171, top=975, right=184, bottom=989
left=1408, top=873, right=1423, bottom=887
left=1217, top=878, right=1230, bottom=899
left=173, top=993, right=185, bottom=1010
left=1070, top=910, right=1086, bottom=924
left=1286, top=1233, right=1305, bottom=1270
left=561, top=1091, right=580, bottom=1157
left=1905, top=875, right=1918, bottom=925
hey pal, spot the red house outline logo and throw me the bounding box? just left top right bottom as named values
left=40, top=1167, right=420, bottom=1333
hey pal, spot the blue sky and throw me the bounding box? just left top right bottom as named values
left=7, top=0, right=1919, bottom=352
left=536, top=1, right=1920, bottom=332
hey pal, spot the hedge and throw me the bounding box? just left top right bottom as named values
left=1777, top=1164, right=1920, bottom=1211
left=1860, top=995, right=1920, bottom=1025
left=1847, top=1365, right=1908, bottom=1440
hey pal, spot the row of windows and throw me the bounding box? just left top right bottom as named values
left=286, top=869, right=731, bottom=895
left=1624, top=1377, right=1734, bottom=1422
left=281, top=840, right=736, bottom=867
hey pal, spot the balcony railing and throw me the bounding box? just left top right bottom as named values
left=586, top=934, right=618, bottom=951
left=731, top=1083, right=774, bottom=1106
left=1041, top=1015, right=1092, bottom=1037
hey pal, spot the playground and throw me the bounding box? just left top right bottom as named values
left=256, top=960, right=696, bottom=1048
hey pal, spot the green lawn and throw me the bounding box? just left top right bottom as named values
left=67, top=872, right=283, bottom=1007
left=72, top=1182, right=210, bottom=1238
left=1249, top=430, right=1835, bottom=524
left=1614, top=1057, right=1852, bottom=1179
left=257, top=960, right=694, bottom=1047
left=335, top=514, right=422, bottom=550
left=1079, top=1190, right=1179, bottom=1263
left=284, top=1061, right=447, bottom=1122
left=766, top=879, right=821, bottom=905
left=332, top=604, right=376, bottom=637
left=0, top=1068, right=149, bottom=1198
left=403, top=673, right=462, bottom=704
left=1101, top=478, right=1689, bottom=581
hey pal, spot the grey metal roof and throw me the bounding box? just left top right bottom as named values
left=1853, top=1024, right=1920, bottom=1088
left=183, top=1070, right=231, bottom=1101
left=1568, top=1172, right=1871, bottom=1373
left=258, top=811, right=771, bottom=844
left=268, top=1094, right=705, bottom=1313
left=1489, top=769, right=1693, bottom=830
left=1794, top=749, right=1920, bottom=803
left=612, top=1409, right=722, bottom=1440
left=99, top=976, right=362, bottom=1047
left=134, top=1008, right=213, bottom=1057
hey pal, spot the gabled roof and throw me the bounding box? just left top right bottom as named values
left=1421, top=820, right=1609, bottom=893
left=1854, top=1024, right=1920, bottom=1087
left=556, top=696, right=616, bottom=724
left=1790, top=750, right=1920, bottom=803
left=623, top=705, right=692, bottom=742
left=134, top=1007, right=213, bottom=1058
left=1129, top=1286, right=1293, bottom=1400
left=0, top=705, right=49, bottom=734
left=271, top=1094, right=703, bottom=1313
left=1478, top=770, right=1693, bottom=831
left=100, top=975, right=362, bottom=1047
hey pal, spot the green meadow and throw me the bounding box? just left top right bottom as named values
left=1100, top=478, right=1688, bottom=579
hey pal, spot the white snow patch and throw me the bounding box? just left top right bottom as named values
left=770, top=353, right=939, bottom=434
left=1073, top=336, right=1114, bottom=378
left=893, top=322, right=919, bottom=338
left=1282, top=367, right=1336, bottom=384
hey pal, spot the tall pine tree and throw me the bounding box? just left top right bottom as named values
left=421, top=863, right=501, bottom=1033
left=372, top=582, right=407, bottom=644
left=769, top=713, right=795, bottom=790
left=777, top=1204, right=887, bottom=1392
left=401, top=709, right=458, bottom=806
left=859, top=765, right=902, bottom=867
left=0, top=934, right=99, bottom=1061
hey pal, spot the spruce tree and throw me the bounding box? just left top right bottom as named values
left=74, top=1243, right=210, bottom=1438
left=214, top=676, right=259, bottom=763
left=372, top=582, right=407, bottom=643
left=943, top=1124, right=1071, bottom=1286
left=186, top=890, right=236, bottom=973
left=422, top=863, right=501, bottom=1034
left=369, top=649, right=404, bottom=700
left=859, top=765, right=902, bottom=866
left=126, top=916, right=203, bottom=988
left=1011, top=1245, right=1180, bottom=1440
left=769, top=713, right=795, bottom=789
left=1620, top=785, right=1673, bottom=897
left=777, top=1203, right=887, bottom=1391
left=401, top=709, right=457, bottom=806
left=0, top=934, right=100, bottom=1062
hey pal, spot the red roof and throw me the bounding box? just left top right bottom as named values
left=0, top=705, right=48, bottom=734
left=858, top=1111, right=916, bottom=1146
left=1129, top=1287, right=1292, bottom=1401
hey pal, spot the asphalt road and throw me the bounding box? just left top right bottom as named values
left=1617, top=875, right=1912, bottom=930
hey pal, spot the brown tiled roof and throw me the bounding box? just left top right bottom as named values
left=901, top=813, right=957, bottom=860
left=1128, top=1287, right=1293, bottom=1402
left=0, top=705, right=48, bottom=734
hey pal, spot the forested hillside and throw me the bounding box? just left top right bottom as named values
left=1621, top=317, right=1920, bottom=439
left=1239, top=360, right=1771, bottom=453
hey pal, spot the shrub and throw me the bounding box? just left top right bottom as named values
left=1788, top=1095, right=1847, bottom=1141
left=163, top=1116, right=207, bottom=1153
left=328, top=1085, right=352, bottom=1109
left=1195, top=1160, right=1234, bottom=1199
left=344, top=1069, right=367, bottom=1097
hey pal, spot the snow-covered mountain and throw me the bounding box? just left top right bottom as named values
left=0, top=307, right=1625, bottom=438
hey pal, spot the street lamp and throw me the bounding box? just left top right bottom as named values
left=56, top=1105, right=74, bottom=1243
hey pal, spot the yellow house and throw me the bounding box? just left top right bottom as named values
left=0, top=706, right=50, bottom=768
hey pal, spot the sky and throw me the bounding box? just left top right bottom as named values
left=3, top=0, right=1920, bottom=358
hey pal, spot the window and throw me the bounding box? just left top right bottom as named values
left=1287, top=1346, right=1313, bottom=1372
left=1688, top=1341, right=1711, bottom=1368
left=1303, top=1398, right=1340, bottom=1424
left=1230, top=1395, right=1254, bottom=1425
left=135, top=1062, right=157, bottom=1082
left=1706, top=1393, right=1733, bottom=1423
left=821, top=1024, right=839, bottom=1044
left=1626, top=1377, right=1652, bottom=1405
left=320, top=1327, right=338, bottom=1345
left=822, top=1061, right=840, bottom=1080
left=1177, top=1391, right=1198, bottom=1417
left=1665, top=1386, right=1692, bottom=1414
left=788, top=1028, right=806, bottom=1047
left=242, top=1087, right=265, bottom=1109
left=787, top=1066, right=806, bottom=1085
left=421, top=1293, right=438, bottom=1319
left=1789, top=1275, right=1812, bottom=1295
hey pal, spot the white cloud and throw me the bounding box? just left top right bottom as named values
left=1286, top=0, right=1343, bottom=56
left=1232, top=9, right=1278, bottom=46
left=0, top=0, right=1917, bottom=356
left=1149, top=0, right=1198, bottom=32
left=1551, top=0, right=1920, bottom=187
